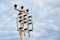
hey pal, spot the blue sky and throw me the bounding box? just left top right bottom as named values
left=0, top=0, right=60, bottom=40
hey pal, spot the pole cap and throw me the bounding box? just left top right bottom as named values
left=26, top=9, right=29, bottom=12
left=14, top=4, right=17, bottom=9
left=21, top=6, right=24, bottom=9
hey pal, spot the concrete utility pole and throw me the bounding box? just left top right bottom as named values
left=14, top=4, right=33, bottom=40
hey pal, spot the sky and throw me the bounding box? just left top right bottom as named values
left=0, top=0, right=60, bottom=40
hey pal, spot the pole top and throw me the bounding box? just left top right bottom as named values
left=21, top=6, right=24, bottom=9
left=14, top=4, right=17, bottom=9
left=26, top=9, right=29, bottom=12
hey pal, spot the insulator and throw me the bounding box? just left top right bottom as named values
left=24, top=28, right=28, bottom=30
left=24, top=21, right=27, bottom=24
left=24, top=18, right=27, bottom=20
left=26, top=9, right=29, bottom=12
left=21, top=6, right=24, bottom=9
left=28, top=21, right=32, bottom=25
left=24, top=14, right=27, bottom=17
left=28, top=22, right=32, bottom=24
left=28, top=19, right=32, bottom=21
left=14, top=4, right=17, bottom=8
left=28, top=19, right=32, bottom=22
left=29, top=29, right=32, bottom=32
left=18, top=13, right=22, bottom=15
left=18, top=20, right=22, bottom=22
left=24, top=21, right=27, bottom=23
left=19, top=27, right=23, bottom=29
left=28, top=16, right=32, bottom=18
left=19, top=16, right=22, bottom=18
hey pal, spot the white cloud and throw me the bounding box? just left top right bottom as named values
left=0, top=3, right=9, bottom=12
left=49, top=24, right=59, bottom=31
left=0, top=0, right=60, bottom=40
left=0, top=24, right=3, bottom=28
left=49, top=19, right=53, bottom=23
left=39, top=23, right=59, bottom=31
left=0, top=30, right=2, bottom=33
left=41, top=19, right=53, bottom=23
left=32, top=31, right=40, bottom=37
left=32, top=21, right=59, bottom=39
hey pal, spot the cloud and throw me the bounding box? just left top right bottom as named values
left=0, top=3, right=9, bottom=13
left=32, top=20, right=59, bottom=40
left=0, top=0, right=60, bottom=40
left=0, top=30, right=19, bottom=40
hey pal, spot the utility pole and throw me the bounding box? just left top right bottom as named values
left=14, top=4, right=33, bottom=40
